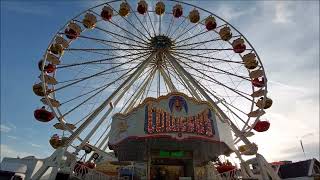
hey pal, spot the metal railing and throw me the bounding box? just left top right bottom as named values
left=213, top=169, right=242, bottom=180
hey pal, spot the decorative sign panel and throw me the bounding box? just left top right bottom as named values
left=144, top=95, right=215, bottom=137
left=108, top=92, right=236, bottom=149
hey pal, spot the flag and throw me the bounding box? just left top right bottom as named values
left=300, top=140, right=305, bottom=153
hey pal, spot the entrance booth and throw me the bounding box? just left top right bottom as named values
left=108, top=92, right=235, bottom=179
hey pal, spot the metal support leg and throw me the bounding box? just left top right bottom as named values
left=165, top=52, right=253, bottom=146
left=64, top=51, right=158, bottom=147
left=159, top=67, right=177, bottom=92
left=76, top=63, right=151, bottom=154
left=31, top=148, right=65, bottom=180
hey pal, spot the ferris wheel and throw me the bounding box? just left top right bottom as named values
left=33, top=0, right=274, bottom=175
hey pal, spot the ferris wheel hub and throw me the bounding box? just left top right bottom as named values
left=150, top=35, right=174, bottom=50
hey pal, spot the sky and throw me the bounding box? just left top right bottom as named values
left=0, top=0, right=319, bottom=164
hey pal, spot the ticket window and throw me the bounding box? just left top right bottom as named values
left=150, top=150, right=194, bottom=179
left=150, top=165, right=184, bottom=180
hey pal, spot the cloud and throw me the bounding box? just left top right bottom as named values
left=0, top=124, right=11, bottom=133
left=214, top=4, right=257, bottom=22
left=273, top=1, right=293, bottom=24
left=7, top=135, right=18, bottom=140
left=209, top=1, right=319, bottom=162
left=278, top=141, right=320, bottom=161
left=0, top=144, right=33, bottom=160
left=0, top=122, right=17, bottom=133
left=1, top=1, right=53, bottom=16
left=30, top=143, right=43, bottom=148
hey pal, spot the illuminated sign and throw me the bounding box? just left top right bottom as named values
left=144, top=96, right=215, bottom=137
left=159, top=150, right=184, bottom=158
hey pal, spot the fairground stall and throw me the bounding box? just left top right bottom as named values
left=108, top=92, right=235, bottom=179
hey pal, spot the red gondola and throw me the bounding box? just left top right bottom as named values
left=85, top=161, right=96, bottom=169
left=205, top=17, right=217, bottom=31
left=232, top=38, right=246, bottom=53
left=137, top=0, right=148, bottom=15
left=74, top=161, right=88, bottom=176
left=173, top=4, right=183, bottom=18
left=253, top=120, right=270, bottom=132
left=233, top=44, right=246, bottom=53
left=65, top=28, right=78, bottom=40
left=252, top=77, right=265, bottom=87
left=34, top=106, right=54, bottom=122
left=216, top=164, right=236, bottom=173
left=44, top=64, right=56, bottom=73
left=101, top=6, right=113, bottom=21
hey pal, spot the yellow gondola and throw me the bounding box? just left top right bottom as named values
left=155, top=2, right=165, bottom=15
left=119, top=2, right=130, bottom=17
left=189, top=9, right=200, bottom=23
left=82, top=13, right=97, bottom=29
left=219, top=26, right=232, bottom=41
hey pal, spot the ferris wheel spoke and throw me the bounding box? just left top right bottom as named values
left=123, top=3, right=153, bottom=39
left=173, top=53, right=250, bottom=81
left=173, top=48, right=252, bottom=51
left=159, top=13, right=162, bottom=35
left=173, top=18, right=206, bottom=42
left=74, top=34, right=148, bottom=48
left=173, top=56, right=252, bottom=101
left=78, top=66, right=155, bottom=146
left=53, top=53, right=147, bottom=92
left=170, top=51, right=243, bottom=64
left=138, top=69, right=156, bottom=104
left=98, top=32, right=144, bottom=55
left=165, top=63, right=199, bottom=99
left=165, top=15, right=174, bottom=36
left=58, top=51, right=148, bottom=69
left=159, top=66, right=177, bottom=92
left=186, top=69, right=243, bottom=95
left=146, top=11, right=157, bottom=36
left=201, top=63, right=244, bottom=121
left=162, top=62, right=176, bottom=91
left=63, top=51, right=158, bottom=147
left=94, top=26, right=149, bottom=46
left=59, top=69, right=134, bottom=106
left=73, top=18, right=148, bottom=46
left=175, top=30, right=209, bottom=45
left=65, top=48, right=150, bottom=51
left=173, top=37, right=226, bottom=49
left=168, top=16, right=188, bottom=38
left=174, top=23, right=229, bottom=46
left=57, top=66, right=135, bottom=85
left=222, top=100, right=249, bottom=117
left=122, top=67, right=157, bottom=113
left=182, top=66, right=244, bottom=81
left=94, top=124, right=111, bottom=146
left=188, top=70, right=253, bottom=101
left=219, top=100, right=249, bottom=126
left=109, top=19, right=149, bottom=43
left=89, top=9, right=150, bottom=42
left=56, top=50, right=147, bottom=69
left=175, top=49, right=225, bottom=58
left=60, top=69, right=134, bottom=119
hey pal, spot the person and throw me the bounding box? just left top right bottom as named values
left=155, top=167, right=161, bottom=180
left=226, top=160, right=232, bottom=166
